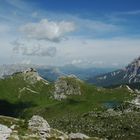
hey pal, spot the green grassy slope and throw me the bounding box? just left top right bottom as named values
left=0, top=72, right=138, bottom=139
left=0, top=72, right=134, bottom=119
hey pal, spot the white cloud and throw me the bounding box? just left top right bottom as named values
left=12, top=39, right=57, bottom=57
left=79, top=19, right=120, bottom=32
left=19, top=19, right=75, bottom=41
left=115, top=10, right=140, bottom=16
left=5, top=0, right=30, bottom=11
left=52, top=37, right=140, bottom=67
left=6, top=35, right=140, bottom=67
left=0, top=3, right=139, bottom=67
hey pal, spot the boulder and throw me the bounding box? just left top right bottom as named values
left=0, top=124, right=12, bottom=140
left=28, top=115, right=51, bottom=139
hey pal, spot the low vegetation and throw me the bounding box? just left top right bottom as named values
left=0, top=71, right=139, bottom=139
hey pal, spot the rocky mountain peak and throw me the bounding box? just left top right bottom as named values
left=126, top=56, right=140, bottom=69
left=87, top=56, right=140, bottom=86
left=23, top=68, right=37, bottom=74
left=11, top=68, right=48, bottom=85
left=22, top=68, right=45, bottom=84
left=124, top=56, right=140, bottom=83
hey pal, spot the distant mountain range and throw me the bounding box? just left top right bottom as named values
left=87, top=56, right=140, bottom=87
left=0, top=64, right=114, bottom=81
left=38, top=65, right=115, bottom=82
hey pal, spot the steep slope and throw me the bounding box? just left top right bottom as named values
left=0, top=68, right=54, bottom=117
left=87, top=56, right=140, bottom=87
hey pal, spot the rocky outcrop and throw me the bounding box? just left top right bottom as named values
left=54, top=75, right=82, bottom=100
left=0, top=115, right=92, bottom=140
left=28, top=115, right=70, bottom=140
left=28, top=115, right=51, bottom=139
left=28, top=115, right=91, bottom=140
left=0, top=124, right=12, bottom=140
left=23, top=68, right=48, bottom=84
left=131, top=95, right=140, bottom=107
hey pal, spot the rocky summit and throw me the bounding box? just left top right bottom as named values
left=125, top=56, right=140, bottom=83
left=54, top=75, right=82, bottom=100
left=87, top=56, right=140, bottom=87
left=22, top=68, right=48, bottom=85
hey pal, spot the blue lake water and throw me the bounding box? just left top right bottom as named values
left=103, top=101, right=121, bottom=109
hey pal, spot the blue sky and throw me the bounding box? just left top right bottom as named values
left=0, top=0, right=140, bottom=67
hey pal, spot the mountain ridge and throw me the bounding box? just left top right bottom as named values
left=87, top=56, right=140, bottom=87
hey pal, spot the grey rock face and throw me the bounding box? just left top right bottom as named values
left=124, top=57, right=140, bottom=83
left=131, top=95, right=140, bottom=107
left=28, top=115, right=51, bottom=139
left=23, top=68, right=48, bottom=84
left=54, top=75, right=81, bottom=100
left=0, top=124, right=12, bottom=140
left=28, top=115, right=71, bottom=140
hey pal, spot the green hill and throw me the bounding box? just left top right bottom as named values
left=0, top=69, right=134, bottom=118
left=0, top=69, right=139, bottom=139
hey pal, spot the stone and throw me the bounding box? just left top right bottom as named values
left=0, top=124, right=12, bottom=140
left=28, top=115, right=51, bottom=139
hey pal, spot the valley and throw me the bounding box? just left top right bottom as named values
left=0, top=63, right=139, bottom=139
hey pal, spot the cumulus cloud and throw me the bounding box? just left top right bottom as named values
left=19, top=19, right=75, bottom=41
left=12, top=39, right=57, bottom=57
left=71, top=59, right=104, bottom=67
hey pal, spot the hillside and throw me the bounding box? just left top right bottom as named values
left=0, top=115, right=100, bottom=140
left=0, top=68, right=134, bottom=118
left=0, top=68, right=140, bottom=139
left=87, top=56, right=140, bottom=87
